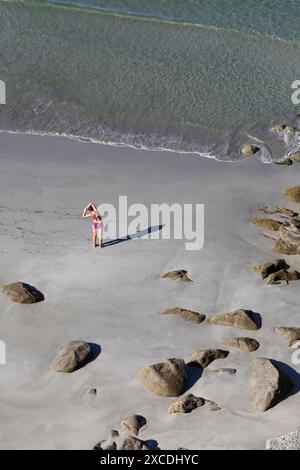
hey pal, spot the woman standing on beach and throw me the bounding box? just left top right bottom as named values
left=82, top=203, right=103, bottom=248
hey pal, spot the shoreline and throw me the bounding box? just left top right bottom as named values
left=0, top=131, right=299, bottom=449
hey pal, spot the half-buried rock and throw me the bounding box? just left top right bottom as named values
left=274, top=327, right=300, bottom=348
left=52, top=340, right=93, bottom=373
left=251, top=217, right=282, bottom=231
left=121, top=415, right=146, bottom=436
left=3, top=282, right=44, bottom=304
left=283, top=186, right=300, bottom=204
left=161, top=307, right=205, bottom=324
left=160, top=270, right=192, bottom=282
left=118, top=436, right=150, bottom=451
left=210, top=309, right=260, bottom=330
left=249, top=357, right=293, bottom=411
left=222, top=337, right=260, bottom=352
left=187, top=349, right=229, bottom=368
left=167, top=394, right=205, bottom=415
left=252, top=259, right=287, bottom=280
left=241, top=144, right=260, bottom=155
left=138, top=358, right=187, bottom=397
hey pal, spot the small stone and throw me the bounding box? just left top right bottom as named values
left=222, top=337, right=260, bottom=352
left=51, top=340, right=93, bottom=373
left=274, top=327, right=300, bottom=348
left=210, top=309, right=260, bottom=330
left=251, top=217, right=282, bottom=231
left=160, top=270, right=193, bottom=282
left=121, top=415, right=146, bottom=435
left=161, top=307, right=205, bottom=324
left=3, top=282, right=44, bottom=304
left=271, top=123, right=286, bottom=133
left=187, top=349, right=229, bottom=368
left=87, top=387, right=98, bottom=395
left=108, top=430, right=119, bottom=439
left=167, top=394, right=205, bottom=414
left=119, top=436, right=150, bottom=451
left=252, top=259, right=287, bottom=280
left=283, top=186, right=300, bottom=203
left=206, top=400, right=221, bottom=412
left=241, top=144, right=260, bottom=155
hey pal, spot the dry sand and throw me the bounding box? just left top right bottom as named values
left=0, top=132, right=299, bottom=449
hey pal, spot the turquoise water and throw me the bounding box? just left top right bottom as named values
left=0, top=0, right=300, bottom=161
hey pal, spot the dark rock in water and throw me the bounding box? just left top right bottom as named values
left=138, top=358, right=187, bottom=397
left=160, top=270, right=192, bottom=282
left=241, top=144, right=260, bottom=155
left=252, top=259, right=287, bottom=280
left=187, top=349, right=229, bottom=368
left=51, top=340, right=93, bottom=373
left=167, top=394, right=205, bottom=414
left=283, top=186, right=300, bottom=203
left=161, top=307, right=205, bottom=324
left=251, top=216, right=282, bottom=231
left=121, top=415, right=146, bottom=435
left=211, top=309, right=260, bottom=330
left=119, top=436, right=150, bottom=451
left=3, top=282, right=44, bottom=304
left=249, top=357, right=293, bottom=411
left=274, top=327, right=300, bottom=348
left=222, top=337, right=260, bottom=352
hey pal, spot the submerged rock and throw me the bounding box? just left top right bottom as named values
left=222, top=337, right=260, bottom=352
left=3, top=282, right=44, bottom=304
left=283, top=186, right=300, bottom=204
left=251, top=217, right=282, bottom=231
left=138, top=358, right=187, bottom=397
left=121, top=415, right=146, bottom=436
left=161, top=307, right=205, bottom=324
left=160, top=270, right=192, bottom=282
left=266, top=428, right=300, bottom=450
left=211, top=309, right=260, bottom=330
left=52, top=340, right=93, bottom=373
left=187, top=349, right=229, bottom=368
left=167, top=394, right=205, bottom=415
left=249, top=357, right=293, bottom=411
left=274, top=327, right=300, bottom=348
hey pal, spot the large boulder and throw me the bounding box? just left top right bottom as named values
left=187, top=349, right=229, bottom=368
left=274, top=327, right=300, bottom=348
left=3, top=282, right=44, bottom=304
left=210, top=309, right=260, bottom=330
left=121, top=415, right=146, bottom=436
left=283, top=186, right=300, bottom=204
left=249, top=358, right=293, bottom=411
left=222, top=337, right=260, bottom=352
left=138, top=358, right=187, bottom=397
left=167, top=394, right=205, bottom=415
left=161, top=307, right=205, bottom=324
left=160, top=270, right=192, bottom=282
left=251, top=217, right=282, bottom=231
left=52, top=340, right=93, bottom=373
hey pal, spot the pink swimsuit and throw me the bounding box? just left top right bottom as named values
left=93, top=220, right=102, bottom=230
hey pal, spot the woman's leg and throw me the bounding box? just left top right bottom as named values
left=97, top=228, right=103, bottom=248
left=92, top=227, right=97, bottom=247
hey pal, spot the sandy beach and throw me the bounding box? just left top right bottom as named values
left=0, top=132, right=299, bottom=450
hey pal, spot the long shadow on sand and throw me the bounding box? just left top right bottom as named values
left=104, top=225, right=164, bottom=247
left=183, top=365, right=204, bottom=393
left=271, top=359, right=300, bottom=401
